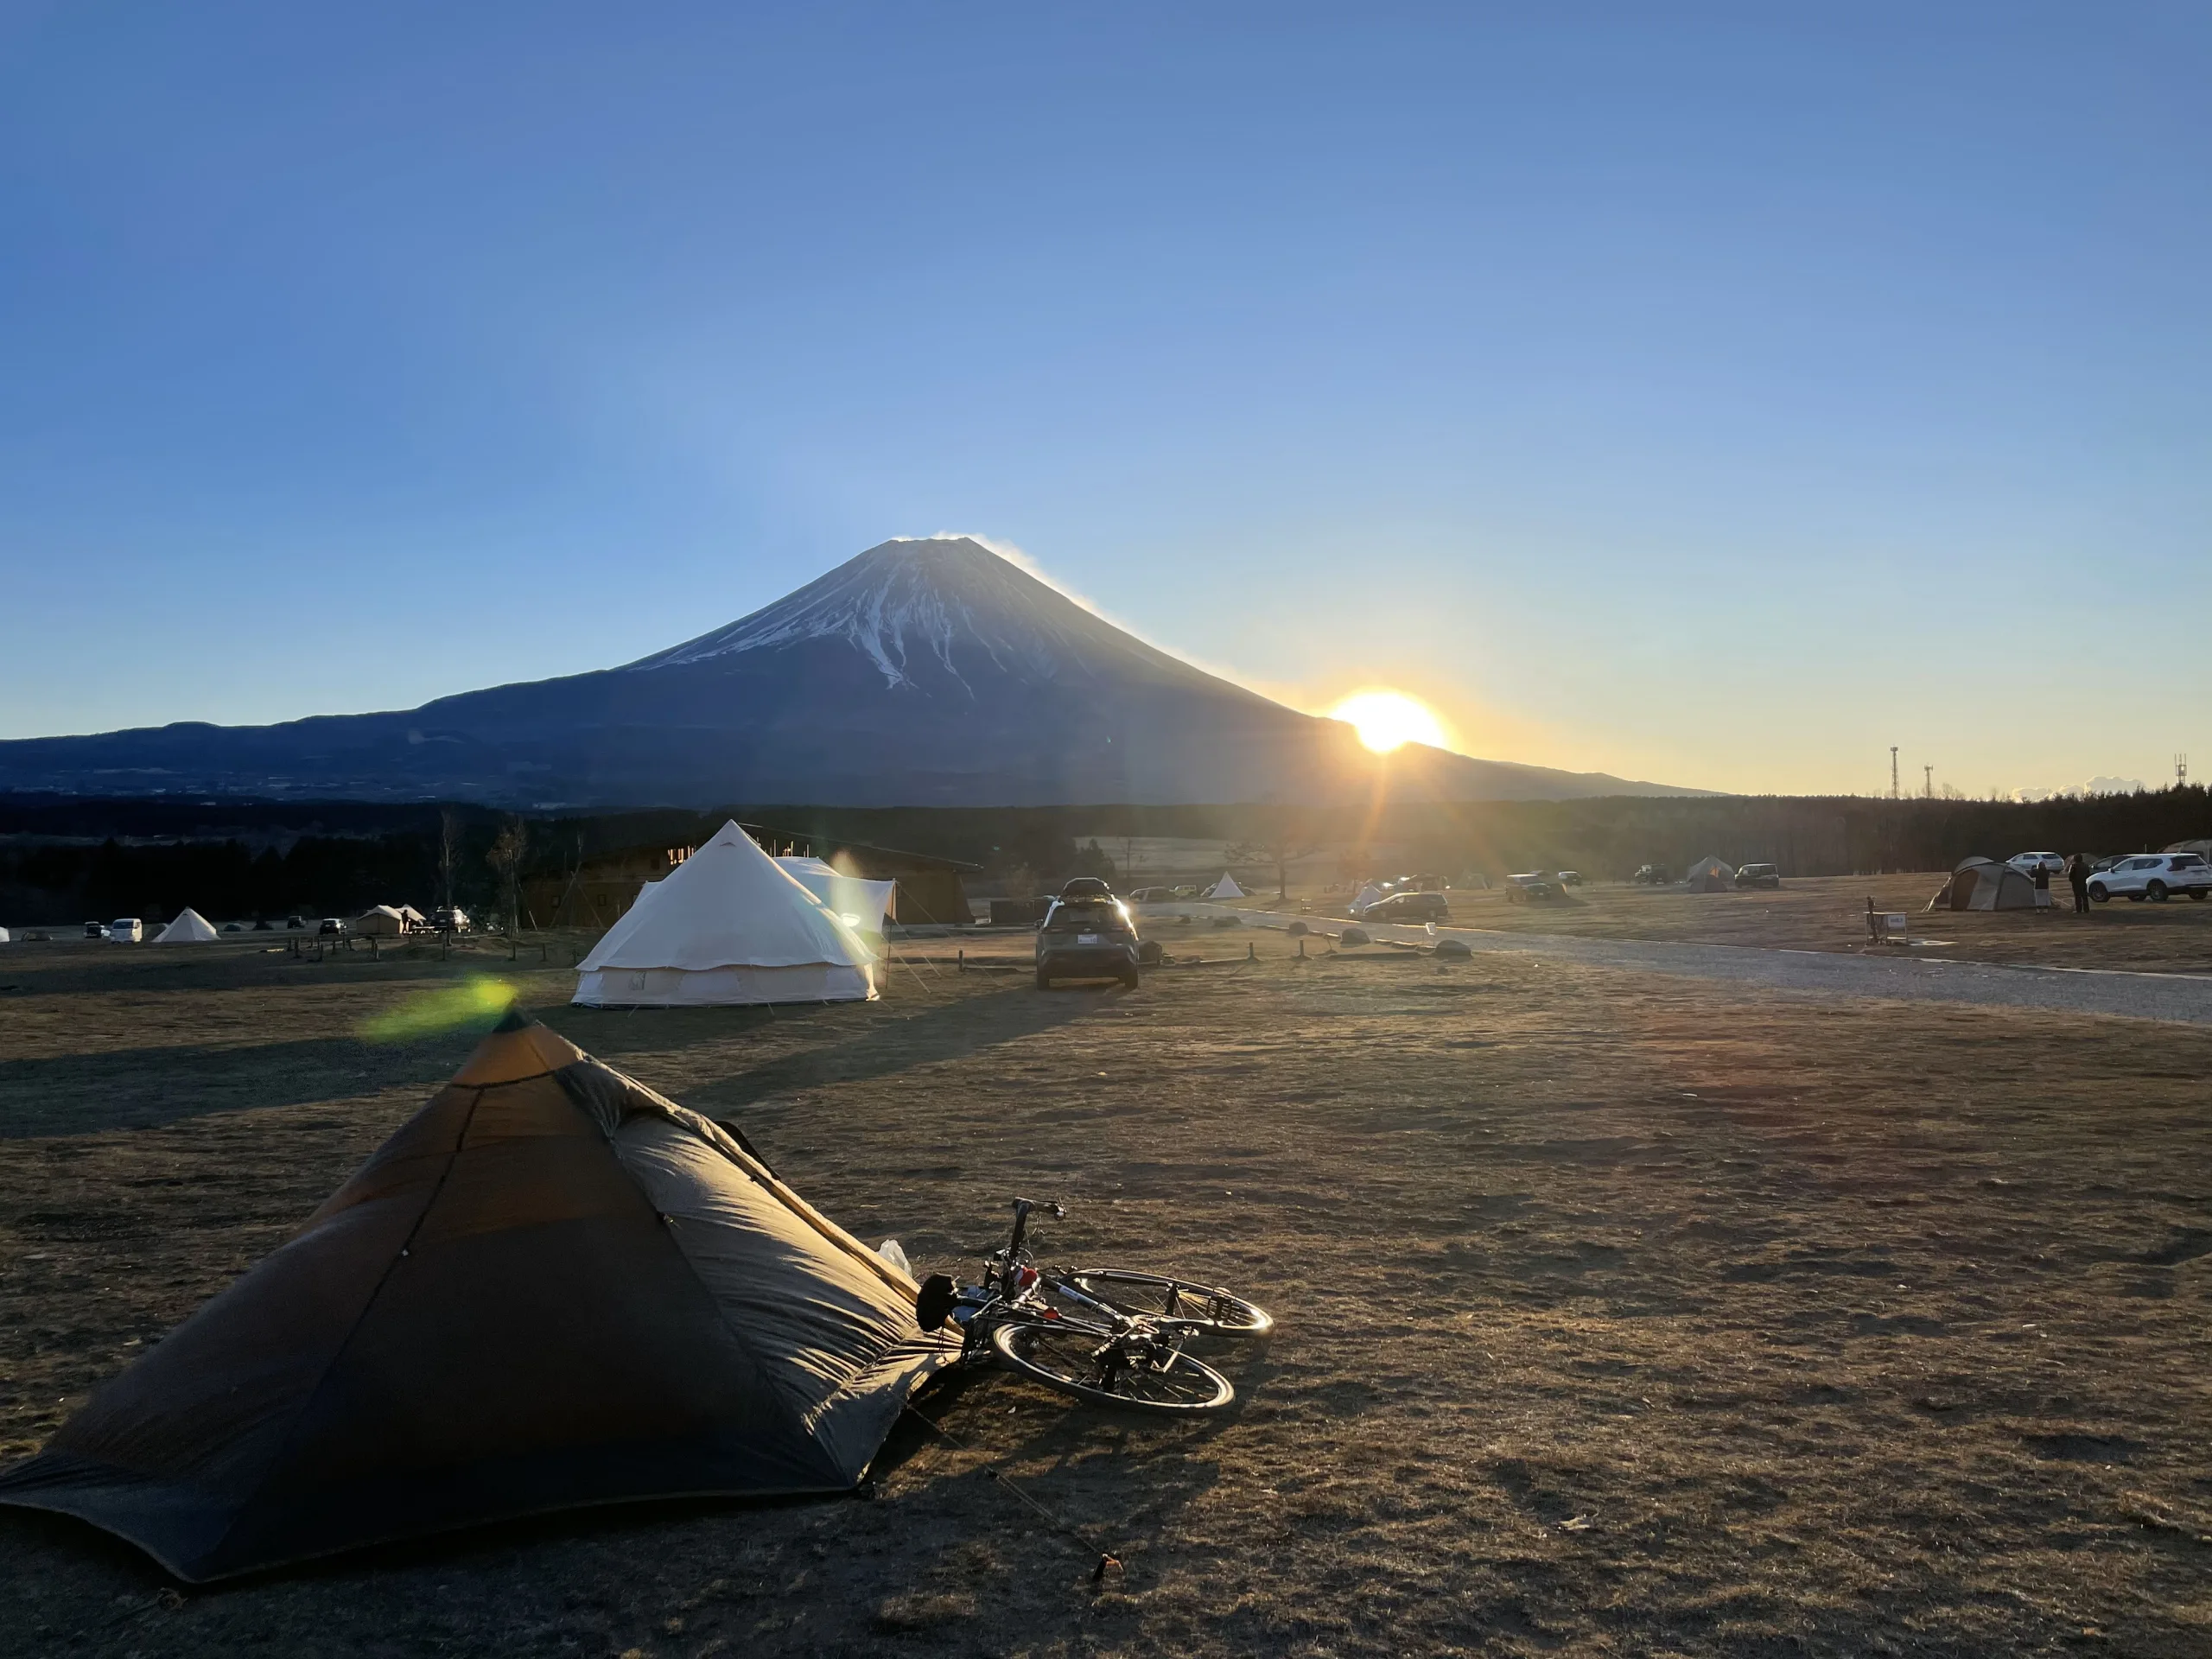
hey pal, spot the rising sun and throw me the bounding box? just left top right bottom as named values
left=1329, top=690, right=1451, bottom=755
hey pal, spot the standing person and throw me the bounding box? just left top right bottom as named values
left=2033, top=861, right=2051, bottom=910
left=2068, top=854, right=2092, bottom=914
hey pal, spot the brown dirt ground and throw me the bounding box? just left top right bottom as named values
left=3, top=931, right=2209, bottom=1656
left=1266, top=874, right=2212, bottom=975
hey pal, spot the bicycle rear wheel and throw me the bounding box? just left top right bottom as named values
left=1058, top=1269, right=1274, bottom=1339
left=991, top=1319, right=1234, bottom=1413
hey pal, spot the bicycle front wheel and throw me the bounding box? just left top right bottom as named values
left=991, top=1319, right=1234, bottom=1413
left=1059, top=1269, right=1274, bottom=1339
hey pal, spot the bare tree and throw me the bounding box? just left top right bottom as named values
left=486, top=818, right=529, bottom=937
left=438, top=807, right=462, bottom=913
left=1227, top=802, right=1328, bottom=902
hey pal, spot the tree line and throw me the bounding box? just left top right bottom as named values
left=3, top=786, right=2205, bottom=925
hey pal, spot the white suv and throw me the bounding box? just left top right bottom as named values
left=2086, top=853, right=2211, bottom=904
left=2008, top=851, right=2065, bottom=876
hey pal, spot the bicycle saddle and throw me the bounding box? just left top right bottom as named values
left=915, top=1273, right=958, bottom=1332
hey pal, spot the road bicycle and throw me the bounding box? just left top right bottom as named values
left=916, top=1198, right=1273, bottom=1414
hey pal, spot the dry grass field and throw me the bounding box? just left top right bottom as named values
left=1269, top=873, right=2212, bottom=975
left=3, top=927, right=2210, bottom=1656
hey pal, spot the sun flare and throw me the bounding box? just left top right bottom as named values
left=1329, top=690, right=1451, bottom=755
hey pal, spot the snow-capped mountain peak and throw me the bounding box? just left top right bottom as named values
left=625, top=537, right=1207, bottom=696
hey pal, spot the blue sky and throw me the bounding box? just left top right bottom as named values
left=2, top=3, right=2205, bottom=795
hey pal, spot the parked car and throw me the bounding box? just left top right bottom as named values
left=284, top=914, right=307, bottom=931
left=1059, top=876, right=1112, bottom=899
left=1364, top=890, right=1452, bottom=924
left=109, top=918, right=143, bottom=943
left=317, top=917, right=347, bottom=937
left=251, top=918, right=274, bottom=931
left=1630, top=864, right=1668, bottom=886
left=1735, top=863, right=1781, bottom=890
left=1556, top=870, right=1586, bottom=887
left=222, top=922, right=245, bottom=934
left=1503, top=872, right=1560, bottom=902
left=83, top=919, right=105, bottom=938
left=2008, top=851, right=2067, bottom=876
left=430, top=906, right=471, bottom=932
left=1035, top=896, right=1141, bottom=989
left=2086, top=853, right=2211, bottom=904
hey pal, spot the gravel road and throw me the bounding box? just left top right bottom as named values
left=1206, top=906, right=2212, bottom=1027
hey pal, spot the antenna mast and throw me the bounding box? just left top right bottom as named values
left=1890, top=747, right=1899, bottom=800
left=1923, top=764, right=1934, bottom=800
left=2178, top=753, right=2190, bottom=787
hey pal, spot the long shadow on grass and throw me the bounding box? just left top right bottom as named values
left=0, top=1031, right=489, bottom=1139
left=551, top=983, right=1117, bottom=1114
left=2, top=983, right=1114, bottom=1139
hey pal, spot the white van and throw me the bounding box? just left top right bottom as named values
left=109, top=917, right=143, bottom=943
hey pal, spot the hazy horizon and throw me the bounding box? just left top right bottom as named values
left=2, top=6, right=2205, bottom=799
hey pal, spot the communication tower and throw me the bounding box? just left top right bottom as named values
left=1923, top=764, right=1934, bottom=799
left=1890, top=747, right=1898, bottom=799
left=2179, top=753, right=2190, bottom=787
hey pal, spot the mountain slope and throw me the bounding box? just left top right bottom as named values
left=0, top=538, right=1707, bottom=806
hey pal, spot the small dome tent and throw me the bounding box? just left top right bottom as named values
left=575, top=821, right=877, bottom=1007
left=1684, top=856, right=1736, bottom=893
left=153, top=908, right=219, bottom=944
left=1928, top=856, right=2037, bottom=912
left=0, top=1013, right=955, bottom=1581
left=1204, top=873, right=1247, bottom=900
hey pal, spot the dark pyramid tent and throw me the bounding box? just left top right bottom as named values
left=1684, top=855, right=1736, bottom=893
left=0, top=1014, right=957, bottom=1582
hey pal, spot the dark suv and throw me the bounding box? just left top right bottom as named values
left=1735, top=863, right=1781, bottom=890
left=1036, top=896, right=1141, bottom=989
left=1365, top=890, right=1451, bottom=924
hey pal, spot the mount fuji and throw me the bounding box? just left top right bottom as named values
left=0, top=538, right=1700, bottom=806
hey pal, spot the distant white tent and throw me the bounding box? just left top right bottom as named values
left=0, top=926, right=10, bottom=944
left=155, top=908, right=219, bottom=944
left=575, top=821, right=878, bottom=1007
left=1350, top=881, right=1384, bottom=917
left=1204, top=873, right=1247, bottom=900
left=774, top=855, right=897, bottom=934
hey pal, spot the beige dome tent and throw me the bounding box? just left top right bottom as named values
left=1684, top=856, right=1736, bottom=893
left=775, top=855, right=897, bottom=934
left=0, top=1013, right=955, bottom=1582
left=1205, top=873, right=1247, bottom=900
left=1928, top=856, right=2036, bottom=912
left=575, top=820, right=876, bottom=1007
left=351, top=904, right=411, bottom=937
left=153, top=907, right=219, bottom=944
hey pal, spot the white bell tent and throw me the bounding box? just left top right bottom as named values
left=1204, top=873, right=1247, bottom=900
left=575, top=822, right=878, bottom=1007
left=774, top=855, right=896, bottom=934
left=155, top=908, right=220, bottom=944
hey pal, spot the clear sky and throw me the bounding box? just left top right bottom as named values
left=2, top=3, right=2205, bottom=797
